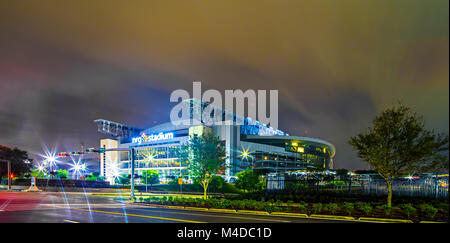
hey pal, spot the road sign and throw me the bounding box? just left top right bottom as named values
left=178, top=177, right=183, bottom=185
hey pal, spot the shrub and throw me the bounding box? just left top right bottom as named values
left=200, top=198, right=206, bottom=207
left=254, top=201, right=265, bottom=211
left=273, top=206, right=283, bottom=212
left=219, top=199, right=232, bottom=209
left=399, top=204, right=416, bottom=218
left=325, top=203, right=339, bottom=214
left=174, top=197, right=182, bottom=205
left=342, top=202, right=354, bottom=216
left=273, top=200, right=283, bottom=212
left=167, top=196, right=174, bottom=205
left=247, top=200, right=258, bottom=210
left=237, top=200, right=246, bottom=210
left=207, top=198, right=218, bottom=208
left=186, top=198, right=195, bottom=206
left=312, top=203, right=323, bottom=214
left=355, top=201, right=365, bottom=210
left=265, top=202, right=274, bottom=213
left=359, top=203, right=373, bottom=216
left=230, top=200, right=241, bottom=210
left=422, top=204, right=438, bottom=218
left=298, top=204, right=307, bottom=214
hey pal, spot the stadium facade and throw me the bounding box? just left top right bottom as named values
left=96, top=99, right=335, bottom=184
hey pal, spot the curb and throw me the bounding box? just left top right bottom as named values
left=167, top=205, right=185, bottom=209
left=270, top=212, right=309, bottom=218
left=185, top=206, right=209, bottom=211
left=419, top=221, right=446, bottom=223
left=237, top=210, right=270, bottom=215
left=310, top=214, right=355, bottom=221
left=209, top=208, right=237, bottom=213
left=358, top=217, right=413, bottom=223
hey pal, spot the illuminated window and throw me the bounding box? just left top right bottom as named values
left=291, top=142, right=298, bottom=147
left=297, top=147, right=304, bottom=153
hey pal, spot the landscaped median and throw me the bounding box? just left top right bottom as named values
left=128, top=195, right=447, bottom=223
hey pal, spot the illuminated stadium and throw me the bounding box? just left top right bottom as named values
left=95, top=99, right=335, bottom=184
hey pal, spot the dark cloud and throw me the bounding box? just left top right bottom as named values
left=0, top=0, right=448, bottom=170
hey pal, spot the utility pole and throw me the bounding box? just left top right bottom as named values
left=7, top=161, right=11, bottom=191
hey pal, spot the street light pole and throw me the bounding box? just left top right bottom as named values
left=130, top=148, right=135, bottom=199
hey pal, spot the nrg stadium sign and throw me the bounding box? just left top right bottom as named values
left=132, top=132, right=174, bottom=144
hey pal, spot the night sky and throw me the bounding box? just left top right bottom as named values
left=0, top=0, right=448, bottom=170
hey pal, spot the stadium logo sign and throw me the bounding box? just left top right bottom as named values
left=132, top=132, right=174, bottom=144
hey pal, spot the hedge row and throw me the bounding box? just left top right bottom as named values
left=134, top=196, right=448, bottom=222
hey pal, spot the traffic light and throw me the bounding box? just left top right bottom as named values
left=86, top=147, right=98, bottom=153
left=9, top=173, right=14, bottom=179
left=86, top=147, right=105, bottom=153
left=58, top=152, right=68, bottom=157
left=71, top=151, right=85, bottom=155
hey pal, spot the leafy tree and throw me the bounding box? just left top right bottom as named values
left=117, top=174, right=131, bottom=185
left=235, top=169, right=266, bottom=193
left=85, top=175, right=97, bottom=181
left=179, top=132, right=227, bottom=199
left=208, top=175, right=226, bottom=193
left=57, top=169, right=69, bottom=179
left=85, top=172, right=98, bottom=181
left=30, top=168, right=47, bottom=179
left=142, top=170, right=159, bottom=189
left=349, top=103, right=449, bottom=207
left=0, top=145, right=33, bottom=179
left=235, top=169, right=258, bottom=192
left=167, top=177, right=179, bottom=185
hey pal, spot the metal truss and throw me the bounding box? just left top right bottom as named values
left=94, top=119, right=142, bottom=138
left=183, top=98, right=288, bottom=136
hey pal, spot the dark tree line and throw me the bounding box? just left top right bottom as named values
left=0, top=145, right=32, bottom=179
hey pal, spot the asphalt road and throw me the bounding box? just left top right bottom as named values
left=0, top=191, right=361, bottom=223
